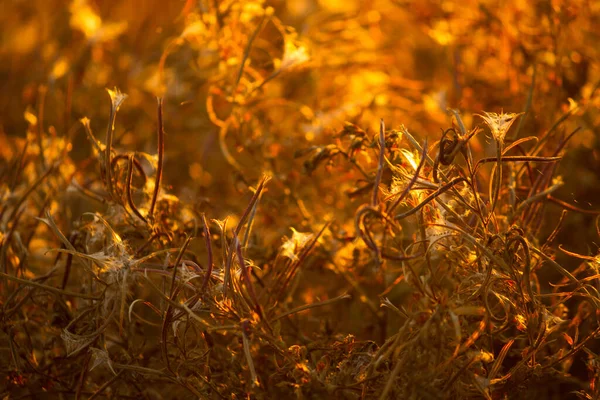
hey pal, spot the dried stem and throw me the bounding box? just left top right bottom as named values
left=149, top=97, right=165, bottom=218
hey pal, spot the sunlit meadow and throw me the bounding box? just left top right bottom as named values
left=1, top=0, right=600, bottom=399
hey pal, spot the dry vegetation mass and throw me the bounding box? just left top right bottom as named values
left=2, top=0, right=600, bottom=399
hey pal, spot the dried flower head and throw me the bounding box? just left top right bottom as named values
left=61, top=329, right=95, bottom=357
left=280, top=38, right=310, bottom=70
left=106, top=87, right=128, bottom=112
left=477, top=111, right=522, bottom=143
left=89, top=347, right=117, bottom=375
left=280, top=228, right=314, bottom=261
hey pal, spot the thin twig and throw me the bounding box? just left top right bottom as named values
left=372, top=119, right=386, bottom=206
left=149, top=97, right=165, bottom=218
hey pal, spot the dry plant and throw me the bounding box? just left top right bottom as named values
left=2, top=1, right=600, bottom=399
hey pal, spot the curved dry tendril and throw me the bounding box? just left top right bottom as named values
left=354, top=205, right=400, bottom=263
left=218, top=118, right=245, bottom=175
left=111, top=153, right=147, bottom=186
left=355, top=205, right=382, bottom=259
left=433, top=129, right=460, bottom=183
left=126, top=154, right=148, bottom=224
left=505, top=232, right=535, bottom=303
left=473, top=155, right=562, bottom=176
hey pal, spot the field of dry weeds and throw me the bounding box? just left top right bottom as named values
left=2, top=1, right=600, bottom=399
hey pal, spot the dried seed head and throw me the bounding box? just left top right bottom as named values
left=280, top=228, right=314, bottom=261
left=280, top=35, right=310, bottom=70
left=61, top=329, right=95, bottom=357
left=477, top=111, right=522, bottom=143
left=106, top=87, right=128, bottom=112
left=89, top=347, right=117, bottom=375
